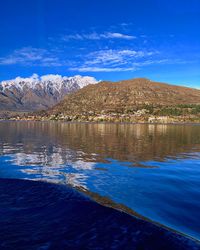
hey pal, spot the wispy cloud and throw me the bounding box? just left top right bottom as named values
left=102, top=32, right=136, bottom=39
left=69, top=49, right=158, bottom=72
left=0, top=45, right=188, bottom=73
left=84, top=49, right=156, bottom=65
left=69, top=66, right=137, bottom=72
left=0, top=47, right=62, bottom=67
left=63, top=32, right=136, bottom=41
left=69, top=60, right=169, bottom=72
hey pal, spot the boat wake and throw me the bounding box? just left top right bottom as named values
left=0, top=178, right=199, bottom=250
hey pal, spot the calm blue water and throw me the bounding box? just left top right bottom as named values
left=0, top=121, right=200, bottom=240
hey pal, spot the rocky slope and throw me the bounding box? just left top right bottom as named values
left=0, top=74, right=97, bottom=111
left=50, top=78, right=200, bottom=116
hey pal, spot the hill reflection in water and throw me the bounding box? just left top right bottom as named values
left=1, top=121, right=200, bottom=162
left=0, top=121, right=200, bottom=240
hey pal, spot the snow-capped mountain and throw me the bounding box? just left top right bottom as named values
left=0, top=74, right=98, bottom=111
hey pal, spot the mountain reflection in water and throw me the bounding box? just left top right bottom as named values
left=0, top=121, right=200, bottom=240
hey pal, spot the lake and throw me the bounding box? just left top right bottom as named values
left=0, top=121, right=200, bottom=243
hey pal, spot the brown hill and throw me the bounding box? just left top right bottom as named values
left=50, top=78, right=200, bottom=116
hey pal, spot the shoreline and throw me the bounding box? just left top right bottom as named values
left=1, top=119, right=200, bottom=126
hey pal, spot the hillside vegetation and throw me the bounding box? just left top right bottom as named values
left=44, top=78, right=200, bottom=123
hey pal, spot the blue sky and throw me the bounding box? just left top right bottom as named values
left=0, top=0, right=200, bottom=88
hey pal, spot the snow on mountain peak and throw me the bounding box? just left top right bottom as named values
left=40, top=74, right=64, bottom=82
left=0, top=74, right=98, bottom=93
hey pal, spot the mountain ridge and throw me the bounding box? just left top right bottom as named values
left=0, top=74, right=98, bottom=111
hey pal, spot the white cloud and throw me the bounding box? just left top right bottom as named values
left=69, top=66, right=137, bottom=72
left=69, top=59, right=169, bottom=73
left=0, top=44, right=184, bottom=74
left=63, top=32, right=136, bottom=41
left=69, top=49, right=165, bottom=72
left=82, top=49, right=157, bottom=67
left=103, top=32, right=135, bottom=39
left=0, top=47, right=62, bottom=67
